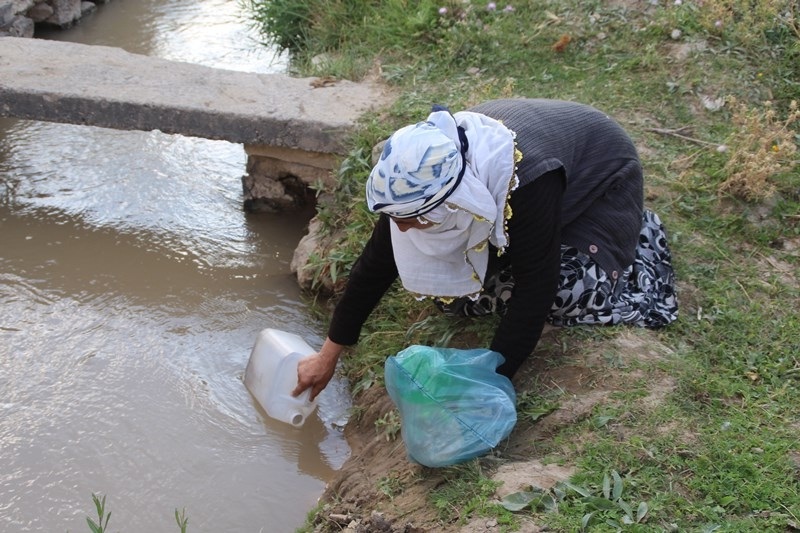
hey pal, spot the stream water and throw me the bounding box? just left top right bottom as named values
left=0, top=2, right=350, bottom=532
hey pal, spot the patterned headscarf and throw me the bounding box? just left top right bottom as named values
left=367, top=108, right=520, bottom=300
left=366, top=119, right=465, bottom=219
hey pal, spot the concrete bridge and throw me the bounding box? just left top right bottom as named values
left=0, top=36, right=395, bottom=211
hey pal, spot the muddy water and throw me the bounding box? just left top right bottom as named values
left=0, top=2, right=350, bottom=532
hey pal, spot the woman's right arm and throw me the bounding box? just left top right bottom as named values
left=326, top=213, right=399, bottom=345
left=293, top=214, right=399, bottom=400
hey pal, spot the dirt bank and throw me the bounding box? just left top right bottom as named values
left=307, top=326, right=678, bottom=532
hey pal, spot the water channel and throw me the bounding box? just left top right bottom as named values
left=0, top=2, right=351, bottom=532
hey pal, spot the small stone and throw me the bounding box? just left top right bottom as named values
left=701, top=95, right=725, bottom=111
left=27, top=3, right=55, bottom=23
left=670, top=29, right=682, bottom=40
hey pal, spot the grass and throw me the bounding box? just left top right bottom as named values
left=244, top=0, right=800, bottom=531
left=430, top=461, right=515, bottom=525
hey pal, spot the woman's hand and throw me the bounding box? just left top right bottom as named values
left=292, top=337, right=344, bottom=402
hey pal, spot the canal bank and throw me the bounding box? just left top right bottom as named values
left=247, top=1, right=800, bottom=533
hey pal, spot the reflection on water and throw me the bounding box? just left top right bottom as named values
left=37, top=0, right=289, bottom=73
left=0, top=2, right=349, bottom=532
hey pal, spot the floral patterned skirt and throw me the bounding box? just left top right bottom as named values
left=437, top=209, right=678, bottom=328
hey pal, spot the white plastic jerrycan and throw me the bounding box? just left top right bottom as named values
left=244, top=328, right=318, bottom=427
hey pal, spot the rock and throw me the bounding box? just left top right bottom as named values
left=1, top=1, right=36, bottom=26
left=291, top=217, right=322, bottom=288
left=14, top=0, right=37, bottom=10
left=290, top=216, right=344, bottom=295
left=328, top=513, right=350, bottom=524
left=80, top=1, right=95, bottom=16
left=0, top=5, right=11, bottom=28
left=44, top=0, right=81, bottom=28
left=0, top=14, right=32, bottom=36
left=241, top=174, right=298, bottom=213
left=1, top=0, right=35, bottom=36
left=1, top=0, right=100, bottom=35
left=26, top=2, right=53, bottom=22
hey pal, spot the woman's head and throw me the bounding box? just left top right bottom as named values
left=366, top=117, right=465, bottom=219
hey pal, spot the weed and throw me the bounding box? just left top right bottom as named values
left=375, top=409, right=401, bottom=441
left=377, top=475, right=404, bottom=500
left=693, top=0, right=799, bottom=49
left=174, top=508, right=188, bottom=533
left=86, top=494, right=110, bottom=533
left=516, top=390, right=559, bottom=424
left=501, top=470, right=650, bottom=530
left=82, top=494, right=189, bottom=532
left=241, top=0, right=311, bottom=53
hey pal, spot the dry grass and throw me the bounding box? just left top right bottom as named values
left=719, top=98, right=799, bottom=200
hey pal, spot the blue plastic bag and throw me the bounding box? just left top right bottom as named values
left=384, top=345, right=517, bottom=468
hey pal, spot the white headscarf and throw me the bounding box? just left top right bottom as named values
left=367, top=109, right=520, bottom=300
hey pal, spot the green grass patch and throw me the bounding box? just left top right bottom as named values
left=430, top=461, right=517, bottom=528
left=245, top=0, right=800, bottom=531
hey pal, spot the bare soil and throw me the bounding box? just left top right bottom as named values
left=308, top=326, right=679, bottom=533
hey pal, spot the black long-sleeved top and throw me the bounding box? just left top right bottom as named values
left=328, top=99, right=644, bottom=378
left=328, top=171, right=563, bottom=378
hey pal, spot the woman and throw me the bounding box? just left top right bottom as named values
left=293, top=98, right=678, bottom=401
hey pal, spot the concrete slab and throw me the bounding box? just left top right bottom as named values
left=0, top=36, right=394, bottom=153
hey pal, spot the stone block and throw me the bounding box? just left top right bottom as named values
left=245, top=144, right=338, bottom=171
left=245, top=153, right=336, bottom=187
left=0, top=37, right=395, bottom=215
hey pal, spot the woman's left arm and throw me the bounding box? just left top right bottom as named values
left=491, top=169, right=564, bottom=378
